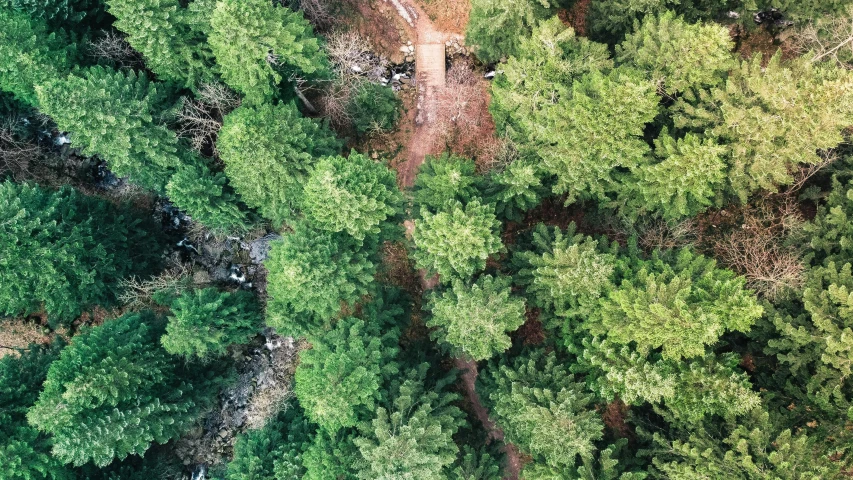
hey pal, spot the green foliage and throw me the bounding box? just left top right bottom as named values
left=348, top=82, right=400, bottom=136
left=479, top=350, right=604, bottom=471
left=294, top=316, right=399, bottom=433
left=106, top=0, right=215, bottom=89
left=301, top=429, right=360, bottom=480
left=209, top=0, right=327, bottom=103
left=28, top=311, right=215, bottom=466
left=217, top=102, right=341, bottom=225
left=0, top=182, right=161, bottom=324
left=515, top=223, right=617, bottom=323
left=427, top=275, right=525, bottom=360
left=412, top=199, right=503, bottom=281
left=574, top=337, right=761, bottom=425
left=165, top=162, right=249, bottom=233
left=226, top=406, right=314, bottom=480
left=1, top=0, right=104, bottom=30
left=354, top=364, right=465, bottom=479
left=583, top=248, right=763, bottom=360
left=446, top=446, right=502, bottom=480
left=302, top=151, right=401, bottom=241
left=265, top=223, right=376, bottom=336
left=802, top=178, right=853, bottom=265
left=615, top=11, right=734, bottom=95
left=36, top=67, right=182, bottom=193
left=414, top=153, right=482, bottom=213
left=466, top=0, right=561, bottom=63
left=0, top=341, right=73, bottom=480
left=161, top=287, right=261, bottom=359
left=587, top=0, right=734, bottom=44
left=484, top=158, right=544, bottom=222
left=0, top=9, right=75, bottom=106
left=626, top=132, right=727, bottom=220
left=645, top=408, right=837, bottom=479
left=490, top=17, right=612, bottom=136
left=521, top=439, right=647, bottom=480
left=675, top=54, right=853, bottom=202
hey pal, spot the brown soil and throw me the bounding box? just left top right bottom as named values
left=0, top=319, right=50, bottom=359
left=420, top=0, right=471, bottom=34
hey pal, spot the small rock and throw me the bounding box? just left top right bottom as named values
left=407, top=40, right=412, bottom=45
left=405, top=55, right=414, bottom=62
left=399, top=45, right=409, bottom=53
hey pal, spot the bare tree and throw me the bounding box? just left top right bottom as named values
left=173, top=83, right=241, bottom=156
left=638, top=218, right=698, bottom=253
left=0, top=117, right=43, bottom=181
left=789, top=7, right=853, bottom=68
left=86, top=31, right=144, bottom=69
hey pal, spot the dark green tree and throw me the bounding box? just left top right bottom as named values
left=161, top=287, right=261, bottom=359
left=466, top=0, right=562, bottom=63
left=483, top=158, right=545, bottom=222
left=414, top=153, right=482, bottom=213
left=225, top=405, right=314, bottom=480
left=0, top=0, right=105, bottom=31
left=0, top=182, right=161, bottom=324
left=28, top=311, right=217, bottom=466
left=587, top=0, right=734, bottom=44
left=348, top=82, right=400, bottom=136
left=294, top=316, right=399, bottom=433
left=354, top=364, right=465, bottom=479
left=217, top=101, right=341, bottom=225
left=302, top=151, right=402, bottom=241
left=165, top=162, right=249, bottom=233
left=412, top=199, right=503, bottom=281
left=301, top=429, right=360, bottom=480
left=426, top=275, right=525, bottom=361
left=0, top=341, right=73, bottom=480
left=208, top=0, right=327, bottom=103
left=264, top=223, right=376, bottom=336
left=446, top=446, right=502, bottom=480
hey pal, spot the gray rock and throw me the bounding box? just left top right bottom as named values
left=249, top=234, right=282, bottom=264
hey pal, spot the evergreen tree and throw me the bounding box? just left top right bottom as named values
left=28, top=311, right=216, bottom=466
left=0, top=9, right=75, bottom=106
left=0, top=341, right=73, bottom=480
left=265, top=223, right=376, bottom=336
left=302, top=152, right=402, bottom=241
left=226, top=405, right=314, bottom=480
left=675, top=54, right=853, bottom=202
left=1, top=0, right=105, bottom=31
left=301, top=428, right=360, bottom=480
left=615, top=11, right=734, bottom=95
left=294, top=316, right=399, bottom=433
left=583, top=248, right=762, bottom=360
left=165, top=162, right=249, bottom=233
left=208, top=0, right=327, bottom=103
left=217, top=102, right=341, bottom=225
left=348, top=81, right=400, bottom=136
left=105, top=0, right=216, bottom=89
left=354, top=364, right=465, bottom=479
left=587, top=0, right=733, bottom=44
left=426, top=275, right=525, bottom=361
left=802, top=177, right=853, bottom=265
left=466, top=0, right=562, bottom=63
left=0, top=182, right=161, bottom=324
left=521, top=439, right=647, bottom=480
left=414, top=153, right=482, bottom=214
left=478, top=350, right=604, bottom=471
left=446, top=446, right=502, bottom=480
left=412, top=199, right=503, bottom=282
left=626, top=132, right=727, bottom=220
left=483, top=158, right=545, bottom=222
left=36, top=67, right=183, bottom=193
left=161, top=287, right=261, bottom=359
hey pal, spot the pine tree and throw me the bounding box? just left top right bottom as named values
left=587, top=0, right=733, bottom=44
left=521, top=439, right=647, bottom=480
left=301, top=429, right=360, bottom=480
left=161, top=287, right=261, bottom=359
left=615, top=11, right=734, bottom=95
left=466, top=0, right=560, bottom=63
left=446, top=446, right=502, bottom=480
left=1, top=0, right=105, bottom=30
left=478, top=349, right=604, bottom=471
left=354, top=364, right=465, bottom=479
left=426, top=275, right=526, bottom=361
left=0, top=182, right=161, bottom=324
left=583, top=248, right=762, bottom=360
left=294, top=316, right=399, bottom=433
left=208, top=0, right=328, bottom=103
left=265, top=222, right=377, bottom=336
left=0, top=9, right=76, bottom=106
left=802, top=178, right=853, bottom=265
left=0, top=341, right=73, bottom=480
left=36, top=67, right=183, bottom=193
left=165, top=162, right=249, bottom=233
left=626, top=132, right=727, bottom=220
left=217, top=102, right=341, bottom=225
left=412, top=199, right=503, bottom=282
left=226, top=405, right=314, bottom=480
left=28, top=311, right=216, bottom=466
left=348, top=81, right=401, bottom=136
left=105, top=0, right=216, bottom=89
left=675, top=54, right=853, bottom=202
left=414, top=153, right=482, bottom=214
left=302, top=151, right=402, bottom=241
left=483, top=158, right=545, bottom=222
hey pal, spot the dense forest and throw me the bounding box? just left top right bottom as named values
left=1, top=0, right=853, bottom=478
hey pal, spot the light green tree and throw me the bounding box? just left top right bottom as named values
left=302, top=152, right=401, bottom=241
left=412, top=199, right=503, bottom=281
left=265, top=223, right=376, bottom=337
left=615, top=11, right=734, bottom=95
left=0, top=182, right=161, bottom=325
left=209, top=0, right=327, bottom=103
left=28, top=311, right=216, bottom=466
left=105, top=0, right=215, bottom=89
left=466, top=0, right=561, bottom=63
left=484, top=158, right=544, bottom=222
left=161, top=288, right=261, bottom=359
left=301, top=429, right=360, bottom=480
left=294, top=316, right=399, bottom=433
left=165, top=162, right=249, bottom=233
left=0, top=9, right=75, bottom=106
left=427, top=275, right=525, bottom=361
left=414, top=153, right=482, bottom=213
left=354, top=364, right=465, bottom=479
left=217, top=102, right=341, bottom=225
